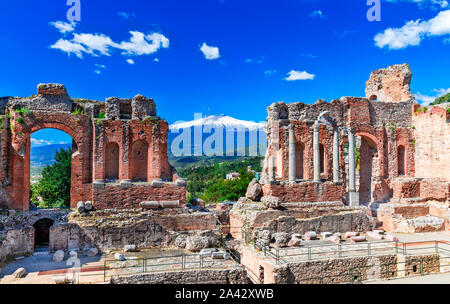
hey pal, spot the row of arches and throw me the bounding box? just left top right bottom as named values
left=104, top=140, right=150, bottom=181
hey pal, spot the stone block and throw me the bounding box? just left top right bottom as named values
left=53, top=250, right=65, bottom=262
left=304, top=231, right=317, bottom=240
left=350, top=236, right=367, bottom=243
left=120, top=180, right=132, bottom=189
left=115, top=253, right=125, bottom=261
left=124, top=245, right=138, bottom=252
left=13, top=268, right=26, bottom=278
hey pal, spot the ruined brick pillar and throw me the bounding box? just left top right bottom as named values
left=333, top=126, right=340, bottom=183
left=313, top=123, right=321, bottom=182
left=268, top=156, right=275, bottom=182
left=288, top=124, right=296, bottom=182
left=348, top=128, right=360, bottom=206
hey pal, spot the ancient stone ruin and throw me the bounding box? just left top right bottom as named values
left=0, top=84, right=186, bottom=211
left=234, top=63, right=449, bottom=241
left=0, top=64, right=449, bottom=285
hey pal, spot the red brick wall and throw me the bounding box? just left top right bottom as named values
left=93, top=183, right=186, bottom=209
left=262, top=181, right=344, bottom=203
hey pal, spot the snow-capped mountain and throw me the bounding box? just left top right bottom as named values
left=170, top=114, right=264, bottom=131
left=168, top=114, right=267, bottom=158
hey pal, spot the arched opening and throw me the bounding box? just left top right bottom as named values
left=29, top=129, right=73, bottom=208
left=397, top=145, right=406, bottom=176
left=295, top=142, right=305, bottom=179
left=33, top=218, right=54, bottom=248
left=105, top=142, right=119, bottom=181
left=319, top=144, right=325, bottom=174
left=358, top=135, right=378, bottom=204
left=130, top=140, right=148, bottom=182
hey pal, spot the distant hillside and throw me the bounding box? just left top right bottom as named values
left=432, top=93, right=450, bottom=105
left=31, top=144, right=72, bottom=167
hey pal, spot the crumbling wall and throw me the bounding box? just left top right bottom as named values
left=93, top=183, right=186, bottom=209
left=273, top=255, right=398, bottom=284
left=109, top=267, right=248, bottom=284
left=365, top=63, right=414, bottom=103
left=413, top=105, right=450, bottom=180
left=0, top=83, right=184, bottom=211
left=0, top=227, right=34, bottom=264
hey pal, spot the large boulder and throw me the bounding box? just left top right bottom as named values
left=261, top=196, right=281, bottom=209
left=185, top=236, right=210, bottom=251
left=246, top=179, right=263, bottom=201
left=173, top=234, right=187, bottom=248
left=53, top=250, right=65, bottom=262
left=124, top=245, right=138, bottom=252
left=254, top=230, right=272, bottom=247
left=273, top=232, right=290, bottom=248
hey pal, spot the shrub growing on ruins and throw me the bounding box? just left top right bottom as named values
left=30, top=148, right=72, bottom=208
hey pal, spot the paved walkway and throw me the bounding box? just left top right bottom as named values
left=366, top=272, right=450, bottom=284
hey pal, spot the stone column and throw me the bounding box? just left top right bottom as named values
left=313, top=123, right=321, bottom=182
left=348, top=128, right=359, bottom=206
left=333, top=126, right=340, bottom=183
left=269, top=156, right=275, bottom=182
left=289, top=125, right=296, bottom=182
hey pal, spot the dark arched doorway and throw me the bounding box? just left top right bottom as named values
left=130, top=140, right=149, bottom=182
left=295, top=142, right=305, bottom=179
left=33, top=218, right=54, bottom=247
left=105, top=142, right=120, bottom=181
left=397, top=145, right=406, bottom=176
left=358, top=135, right=379, bottom=204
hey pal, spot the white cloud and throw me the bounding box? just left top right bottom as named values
left=200, top=42, right=220, bottom=60
left=264, top=69, right=278, bottom=76
left=49, top=21, right=77, bottom=34
left=126, top=58, right=135, bottom=64
left=302, top=53, right=318, bottom=59
left=310, top=10, right=326, bottom=18
left=50, top=39, right=87, bottom=58
left=31, top=138, right=54, bottom=146
left=284, top=70, right=316, bottom=81
left=384, top=0, right=449, bottom=9
left=95, top=64, right=106, bottom=69
left=49, top=23, right=170, bottom=59
left=72, top=33, right=116, bottom=56
left=245, top=57, right=264, bottom=64
left=118, top=12, right=137, bottom=20
left=94, top=70, right=102, bottom=75
left=154, top=58, right=159, bottom=62
left=374, top=9, right=450, bottom=49
left=117, top=32, right=169, bottom=56
left=414, top=88, right=450, bottom=105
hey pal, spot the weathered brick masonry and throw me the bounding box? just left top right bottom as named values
left=0, top=84, right=185, bottom=211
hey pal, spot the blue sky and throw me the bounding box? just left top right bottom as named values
left=0, top=0, right=449, bottom=145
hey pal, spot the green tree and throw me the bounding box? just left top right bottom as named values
left=432, top=93, right=450, bottom=105
left=31, top=148, right=72, bottom=208
left=201, top=167, right=254, bottom=204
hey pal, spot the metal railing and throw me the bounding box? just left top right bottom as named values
left=241, top=229, right=450, bottom=264
left=99, top=252, right=235, bottom=282
left=294, top=255, right=450, bottom=284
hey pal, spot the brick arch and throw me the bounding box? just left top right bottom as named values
left=8, top=112, right=92, bottom=210
left=356, top=133, right=381, bottom=204
left=12, top=120, right=84, bottom=154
